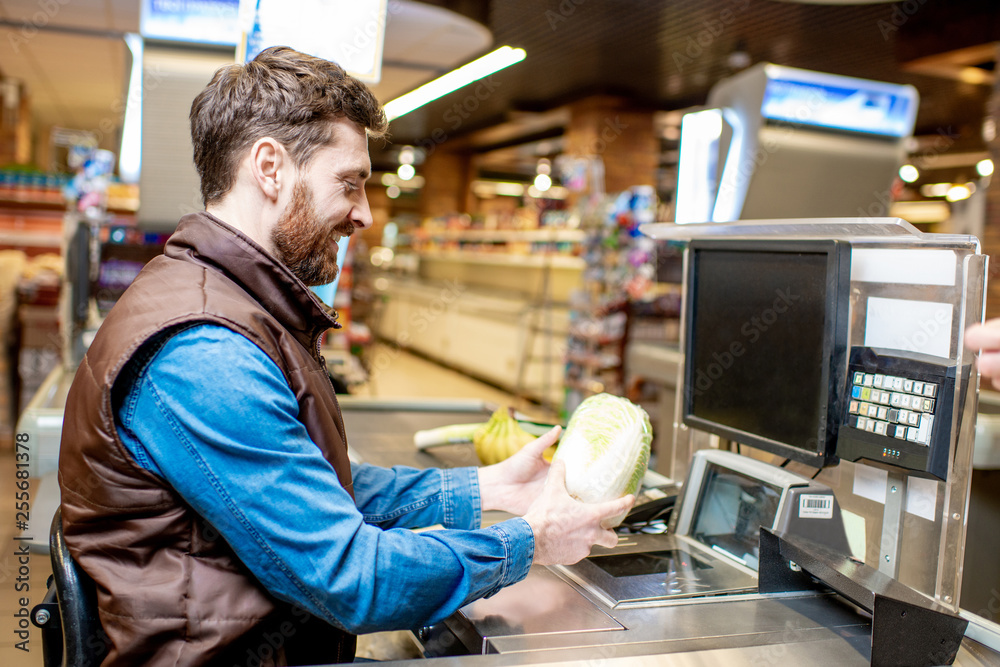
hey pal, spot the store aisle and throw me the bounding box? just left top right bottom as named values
left=0, top=346, right=544, bottom=665
left=353, top=343, right=559, bottom=422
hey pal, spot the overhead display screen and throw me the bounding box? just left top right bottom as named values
left=140, top=0, right=241, bottom=46
left=761, top=69, right=917, bottom=138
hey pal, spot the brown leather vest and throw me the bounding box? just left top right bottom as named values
left=59, top=211, right=356, bottom=666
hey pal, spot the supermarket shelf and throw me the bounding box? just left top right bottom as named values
left=0, top=196, right=65, bottom=211
left=420, top=251, right=585, bottom=269
left=416, top=228, right=586, bottom=242
left=0, top=230, right=62, bottom=248
left=0, top=196, right=138, bottom=215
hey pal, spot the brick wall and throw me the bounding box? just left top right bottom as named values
left=564, top=96, right=658, bottom=195
left=419, top=149, right=473, bottom=219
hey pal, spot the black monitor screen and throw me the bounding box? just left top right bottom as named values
left=683, top=240, right=850, bottom=467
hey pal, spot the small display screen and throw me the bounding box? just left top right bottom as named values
left=691, top=464, right=782, bottom=569
left=589, top=549, right=712, bottom=578
left=687, top=245, right=832, bottom=456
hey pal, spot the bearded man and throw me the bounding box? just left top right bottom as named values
left=58, top=46, right=631, bottom=666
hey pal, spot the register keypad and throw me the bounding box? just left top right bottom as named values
left=847, top=371, right=936, bottom=446
left=838, top=346, right=959, bottom=481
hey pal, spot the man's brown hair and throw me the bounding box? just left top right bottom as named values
left=190, top=46, right=388, bottom=205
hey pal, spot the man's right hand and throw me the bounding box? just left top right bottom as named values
left=522, top=459, right=634, bottom=566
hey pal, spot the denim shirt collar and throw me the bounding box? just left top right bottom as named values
left=164, top=211, right=340, bottom=350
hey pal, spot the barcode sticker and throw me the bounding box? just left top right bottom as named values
left=799, top=494, right=834, bottom=519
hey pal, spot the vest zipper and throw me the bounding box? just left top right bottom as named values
left=314, top=331, right=350, bottom=449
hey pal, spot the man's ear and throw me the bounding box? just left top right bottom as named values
left=248, top=137, right=288, bottom=202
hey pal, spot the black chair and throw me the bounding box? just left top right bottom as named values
left=31, top=508, right=110, bottom=667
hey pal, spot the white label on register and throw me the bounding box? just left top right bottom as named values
left=864, top=296, right=952, bottom=359
left=851, top=248, right=956, bottom=287
left=799, top=494, right=834, bottom=519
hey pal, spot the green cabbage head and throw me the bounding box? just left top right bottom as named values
left=553, top=393, right=652, bottom=527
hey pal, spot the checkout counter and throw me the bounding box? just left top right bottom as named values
left=410, top=217, right=998, bottom=667
left=18, top=219, right=1000, bottom=666
left=343, top=389, right=1000, bottom=667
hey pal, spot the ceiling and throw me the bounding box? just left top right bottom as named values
left=0, top=0, right=998, bottom=185
left=0, top=0, right=491, bottom=147
left=389, top=1, right=998, bottom=162
left=0, top=0, right=137, bottom=134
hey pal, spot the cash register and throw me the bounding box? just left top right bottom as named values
left=554, top=239, right=854, bottom=605
left=429, top=231, right=981, bottom=666
left=435, top=239, right=861, bottom=654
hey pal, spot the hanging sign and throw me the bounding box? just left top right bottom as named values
left=140, top=0, right=242, bottom=46
left=242, top=0, right=389, bottom=83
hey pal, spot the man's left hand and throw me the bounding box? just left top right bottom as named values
left=477, top=426, right=560, bottom=516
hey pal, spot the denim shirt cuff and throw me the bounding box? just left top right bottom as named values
left=440, top=467, right=481, bottom=530
left=484, top=517, right=534, bottom=596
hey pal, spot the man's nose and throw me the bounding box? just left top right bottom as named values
left=352, top=191, right=373, bottom=230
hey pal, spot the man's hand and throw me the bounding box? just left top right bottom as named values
left=522, top=459, right=635, bottom=566
left=478, top=426, right=559, bottom=516
left=967, top=320, right=1000, bottom=390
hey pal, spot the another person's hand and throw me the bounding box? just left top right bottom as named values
left=966, top=320, right=1000, bottom=390
left=478, top=426, right=559, bottom=516
left=522, top=459, right=634, bottom=566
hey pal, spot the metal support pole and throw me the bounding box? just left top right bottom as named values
left=879, top=470, right=908, bottom=578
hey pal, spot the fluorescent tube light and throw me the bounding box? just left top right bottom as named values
left=384, top=46, right=526, bottom=121
left=119, top=33, right=144, bottom=184
left=675, top=109, right=723, bottom=224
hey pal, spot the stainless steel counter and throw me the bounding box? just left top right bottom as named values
left=20, top=387, right=1000, bottom=666
left=339, top=398, right=1000, bottom=667
left=369, top=632, right=1000, bottom=667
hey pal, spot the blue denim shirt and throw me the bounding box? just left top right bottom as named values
left=112, top=324, right=533, bottom=634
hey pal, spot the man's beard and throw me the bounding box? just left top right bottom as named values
left=271, top=181, right=352, bottom=286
